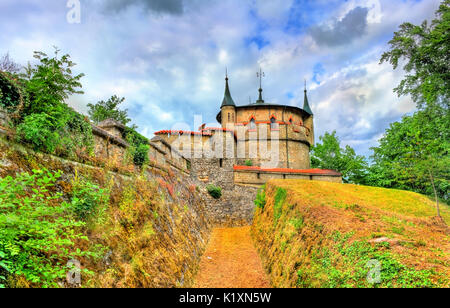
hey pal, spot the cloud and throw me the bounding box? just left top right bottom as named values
left=310, top=6, right=369, bottom=46
left=0, top=0, right=443, bottom=158
left=104, top=0, right=184, bottom=14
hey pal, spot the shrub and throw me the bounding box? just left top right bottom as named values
left=207, top=184, right=222, bottom=199
left=71, top=173, right=109, bottom=221
left=125, top=127, right=150, bottom=167
left=16, top=113, right=61, bottom=152
left=133, top=144, right=150, bottom=167
left=16, top=107, right=94, bottom=158
left=0, top=169, right=88, bottom=288
left=245, top=159, right=253, bottom=166
left=254, top=186, right=266, bottom=209
left=0, top=71, right=26, bottom=114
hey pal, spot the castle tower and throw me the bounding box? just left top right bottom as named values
left=303, top=83, right=315, bottom=146
left=220, top=72, right=236, bottom=129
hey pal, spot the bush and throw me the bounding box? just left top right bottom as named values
left=125, top=127, right=150, bottom=167
left=0, top=169, right=88, bottom=288
left=71, top=173, right=109, bottom=221
left=254, top=186, right=266, bottom=209
left=16, top=113, right=61, bottom=152
left=245, top=159, right=253, bottom=166
left=206, top=184, right=222, bottom=199
left=133, top=144, right=150, bottom=167
left=0, top=71, right=26, bottom=114
left=16, top=106, right=93, bottom=158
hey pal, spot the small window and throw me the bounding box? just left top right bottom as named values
left=257, top=173, right=261, bottom=180
left=249, top=118, right=256, bottom=130
left=219, top=159, right=223, bottom=168
left=289, top=118, right=293, bottom=125
left=228, top=113, right=231, bottom=121
left=271, top=117, right=277, bottom=130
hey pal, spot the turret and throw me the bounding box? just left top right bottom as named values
left=303, top=84, right=315, bottom=145
left=220, top=72, right=236, bottom=129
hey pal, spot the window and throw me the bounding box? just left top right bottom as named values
left=271, top=117, right=278, bottom=130
left=289, top=118, right=293, bottom=125
left=219, top=159, right=223, bottom=168
left=228, top=113, right=231, bottom=121
left=249, top=118, right=256, bottom=130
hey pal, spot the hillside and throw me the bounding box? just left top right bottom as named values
left=252, top=180, right=449, bottom=288
left=0, top=139, right=211, bottom=288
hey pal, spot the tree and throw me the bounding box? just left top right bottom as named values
left=311, top=131, right=368, bottom=184
left=87, top=95, right=131, bottom=125
left=14, top=47, right=93, bottom=157
left=377, top=0, right=450, bottom=216
left=21, top=47, right=85, bottom=116
left=380, top=0, right=449, bottom=110
left=0, top=52, right=21, bottom=74
left=368, top=108, right=449, bottom=211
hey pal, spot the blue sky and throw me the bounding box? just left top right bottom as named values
left=0, top=0, right=442, bottom=157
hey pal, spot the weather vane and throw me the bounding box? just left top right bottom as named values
left=257, top=68, right=265, bottom=90
left=256, top=68, right=265, bottom=103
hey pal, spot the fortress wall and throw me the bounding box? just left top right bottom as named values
left=234, top=169, right=342, bottom=186
left=288, top=141, right=311, bottom=169
left=201, top=184, right=258, bottom=227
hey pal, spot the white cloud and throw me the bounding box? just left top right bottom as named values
left=0, top=0, right=442, bottom=156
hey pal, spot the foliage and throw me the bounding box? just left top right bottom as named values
left=380, top=0, right=449, bottom=110
left=273, top=187, right=287, bottom=224
left=124, top=127, right=150, bottom=167
left=133, top=144, right=150, bottom=167
left=17, top=105, right=94, bottom=158
left=368, top=107, right=449, bottom=202
left=245, top=159, right=253, bottom=167
left=70, top=172, right=109, bottom=221
left=21, top=48, right=84, bottom=116
left=299, top=232, right=436, bottom=288
left=0, top=169, right=88, bottom=288
left=254, top=185, right=266, bottom=209
left=87, top=95, right=131, bottom=125
left=0, top=71, right=26, bottom=114
left=12, top=48, right=93, bottom=158
left=206, top=184, right=222, bottom=199
left=311, top=131, right=368, bottom=184
left=16, top=113, right=61, bottom=152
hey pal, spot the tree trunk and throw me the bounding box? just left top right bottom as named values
left=428, top=169, right=440, bottom=218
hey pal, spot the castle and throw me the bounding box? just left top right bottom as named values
left=152, top=74, right=342, bottom=188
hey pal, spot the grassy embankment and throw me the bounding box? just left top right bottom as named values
left=252, top=180, right=449, bottom=288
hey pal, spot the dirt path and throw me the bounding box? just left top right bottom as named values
left=193, top=226, right=271, bottom=288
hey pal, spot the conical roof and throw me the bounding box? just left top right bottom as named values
left=221, top=76, right=236, bottom=107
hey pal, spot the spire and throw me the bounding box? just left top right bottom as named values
left=303, top=80, right=313, bottom=115
left=256, top=68, right=265, bottom=104
left=221, top=69, right=236, bottom=108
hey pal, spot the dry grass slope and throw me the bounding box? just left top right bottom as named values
left=252, top=180, right=450, bottom=288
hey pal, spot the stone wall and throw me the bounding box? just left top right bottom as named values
left=234, top=168, right=343, bottom=186
left=93, top=122, right=191, bottom=174
left=201, top=184, right=258, bottom=227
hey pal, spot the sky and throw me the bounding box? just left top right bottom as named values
left=0, top=0, right=443, bottom=157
